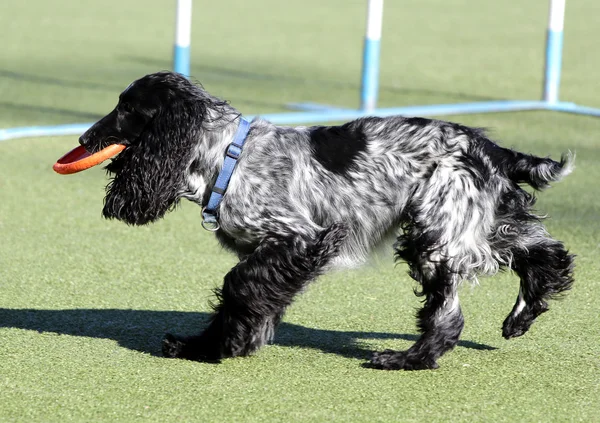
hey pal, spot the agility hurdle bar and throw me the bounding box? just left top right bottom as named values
left=1, top=0, right=598, bottom=142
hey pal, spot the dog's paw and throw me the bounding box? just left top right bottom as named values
left=366, top=349, right=439, bottom=371
left=502, top=301, right=549, bottom=339
left=162, top=333, right=221, bottom=363
left=501, top=315, right=528, bottom=339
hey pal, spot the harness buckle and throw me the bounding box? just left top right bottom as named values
left=201, top=207, right=220, bottom=232
left=226, top=144, right=242, bottom=160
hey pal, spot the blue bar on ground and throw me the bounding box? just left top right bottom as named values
left=261, top=100, right=549, bottom=125
left=286, top=102, right=356, bottom=113
left=546, top=102, right=600, bottom=117
left=0, top=123, right=94, bottom=141
left=3, top=101, right=600, bottom=142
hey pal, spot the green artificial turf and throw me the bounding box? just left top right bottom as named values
left=1, top=0, right=599, bottom=421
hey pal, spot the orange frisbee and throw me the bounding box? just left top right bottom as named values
left=53, top=144, right=126, bottom=175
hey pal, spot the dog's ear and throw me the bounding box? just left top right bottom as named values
left=102, top=96, right=204, bottom=225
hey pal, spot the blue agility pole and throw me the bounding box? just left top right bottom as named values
left=173, top=0, right=192, bottom=76
left=543, top=0, right=564, bottom=104
left=2, top=0, right=599, bottom=142
left=360, top=0, right=383, bottom=112
left=289, top=0, right=385, bottom=114
left=536, top=0, right=600, bottom=117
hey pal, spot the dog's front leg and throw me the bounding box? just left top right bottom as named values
left=162, top=223, right=348, bottom=362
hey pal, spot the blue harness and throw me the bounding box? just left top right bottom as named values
left=201, top=117, right=251, bottom=231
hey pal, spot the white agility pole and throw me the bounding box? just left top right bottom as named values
left=543, top=0, right=565, bottom=103
left=173, top=0, right=192, bottom=76
left=360, top=0, right=384, bottom=111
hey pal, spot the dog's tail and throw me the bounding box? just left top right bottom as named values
left=490, top=145, right=574, bottom=190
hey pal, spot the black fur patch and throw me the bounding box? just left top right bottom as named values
left=403, top=117, right=432, bottom=127
left=308, top=122, right=367, bottom=174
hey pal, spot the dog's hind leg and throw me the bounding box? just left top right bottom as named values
left=369, top=163, right=496, bottom=370
left=370, top=243, right=467, bottom=370
left=162, top=223, right=348, bottom=361
left=502, top=226, right=574, bottom=339
left=369, top=256, right=464, bottom=370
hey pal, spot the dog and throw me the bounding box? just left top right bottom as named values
left=79, top=71, right=574, bottom=370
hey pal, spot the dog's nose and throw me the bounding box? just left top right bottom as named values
left=78, top=135, right=87, bottom=147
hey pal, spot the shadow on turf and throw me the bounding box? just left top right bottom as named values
left=0, top=308, right=496, bottom=360
left=125, top=56, right=499, bottom=103
left=0, top=101, right=103, bottom=121
left=0, top=69, right=124, bottom=92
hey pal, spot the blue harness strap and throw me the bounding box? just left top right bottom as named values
left=201, top=117, right=251, bottom=231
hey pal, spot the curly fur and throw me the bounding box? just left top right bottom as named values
left=79, top=71, right=575, bottom=370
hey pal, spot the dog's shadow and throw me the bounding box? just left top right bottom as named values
left=0, top=308, right=496, bottom=360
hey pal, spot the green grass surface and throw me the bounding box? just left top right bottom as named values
left=1, top=0, right=599, bottom=422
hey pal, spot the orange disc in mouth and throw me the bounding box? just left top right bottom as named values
left=53, top=144, right=126, bottom=175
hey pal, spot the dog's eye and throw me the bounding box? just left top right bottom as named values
left=121, top=103, right=135, bottom=114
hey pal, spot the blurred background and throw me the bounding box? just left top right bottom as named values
left=1, top=0, right=599, bottom=129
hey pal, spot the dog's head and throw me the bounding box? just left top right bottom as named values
left=80, top=71, right=236, bottom=225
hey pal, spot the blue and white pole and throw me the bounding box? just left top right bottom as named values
left=173, top=0, right=192, bottom=77
left=360, top=0, right=384, bottom=112
left=543, top=0, right=565, bottom=104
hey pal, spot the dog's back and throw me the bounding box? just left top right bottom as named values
left=225, top=116, right=572, bottom=275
